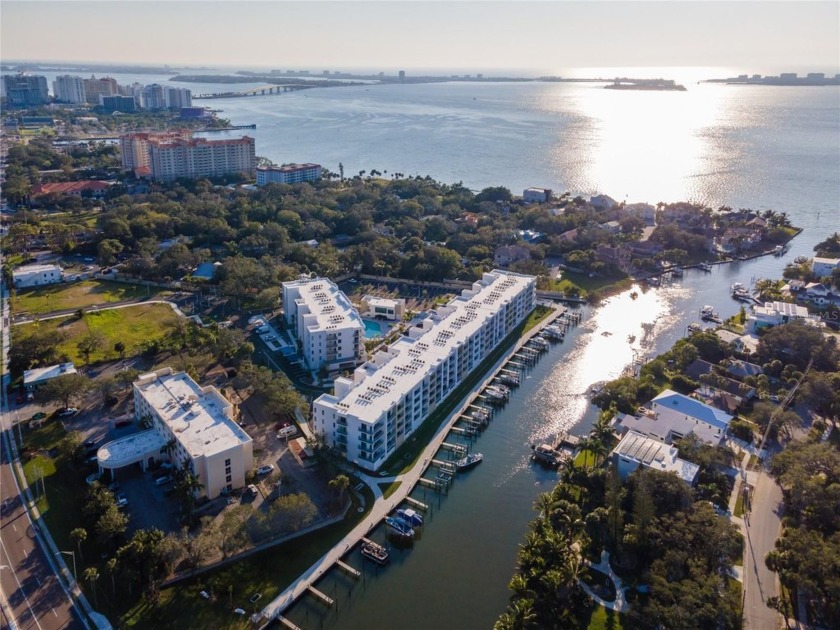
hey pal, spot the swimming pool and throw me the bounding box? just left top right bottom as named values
left=363, top=319, right=386, bottom=339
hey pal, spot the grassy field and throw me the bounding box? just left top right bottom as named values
left=14, top=303, right=179, bottom=364
left=12, top=280, right=168, bottom=315
left=550, top=271, right=633, bottom=300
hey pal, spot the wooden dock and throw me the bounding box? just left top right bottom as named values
left=336, top=560, right=361, bottom=579
left=278, top=616, right=303, bottom=630
left=307, top=585, right=334, bottom=607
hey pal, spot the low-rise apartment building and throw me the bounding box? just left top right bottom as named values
left=282, top=277, right=365, bottom=373
left=312, top=270, right=536, bottom=471
left=132, top=368, right=253, bottom=499
left=13, top=263, right=63, bottom=289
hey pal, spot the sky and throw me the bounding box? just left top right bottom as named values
left=2, top=1, right=839, bottom=75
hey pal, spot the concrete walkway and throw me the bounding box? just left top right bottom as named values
left=579, top=550, right=630, bottom=613
left=257, top=305, right=567, bottom=626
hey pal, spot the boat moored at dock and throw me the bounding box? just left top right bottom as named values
left=385, top=516, right=415, bottom=538
left=531, top=444, right=565, bottom=468
left=397, top=508, right=424, bottom=528
left=360, top=540, right=390, bottom=565
left=455, top=452, right=484, bottom=471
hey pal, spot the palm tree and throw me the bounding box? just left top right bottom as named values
left=106, top=557, right=117, bottom=595
left=70, top=527, right=87, bottom=561
left=83, top=566, right=99, bottom=607
left=327, top=474, right=350, bottom=511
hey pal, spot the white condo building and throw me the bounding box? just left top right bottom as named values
left=130, top=368, right=253, bottom=499
left=256, top=163, right=322, bottom=185
left=312, top=270, right=536, bottom=471
left=52, top=75, right=86, bottom=104
left=282, top=277, right=365, bottom=373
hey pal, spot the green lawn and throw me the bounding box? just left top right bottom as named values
left=582, top=604, right=625, bottom=630
left=12, top=280, right=168, bottom=315
left=734, top=481, right=746, bottom=518
left=379, top=481, right=402, bottom=500
left=14, top=303, right=179, bottom=363
left=550, top=271, right=632, bottom=300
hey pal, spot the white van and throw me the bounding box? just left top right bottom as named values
left=277, top=425, right=299, bottom=439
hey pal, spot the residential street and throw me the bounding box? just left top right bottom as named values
left=742, top=467, right=784, bottom=630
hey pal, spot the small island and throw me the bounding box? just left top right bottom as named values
left=605, top=77, right=687, bottom=91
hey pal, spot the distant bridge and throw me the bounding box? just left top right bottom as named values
left=193, top=85, right=313, bottom=100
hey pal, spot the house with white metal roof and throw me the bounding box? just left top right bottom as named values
left=612, top=431, right=699, bottom=485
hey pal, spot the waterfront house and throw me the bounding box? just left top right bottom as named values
left=617, top=389, right=733, bottom=446
left=590, top=194, right=618, bottom=210
left=803, top=282, right=833, bottom=305
left=611, top=430, right=699, bottom=485
left=748, top=301, right=812, bottom=331
left=595, top=245, right=632, bottom=273
left=714, top=330, right=760, bottom=355
left=624, top=202, right=656, bottom=226
left=812, top=257, right=840, bottom=278
left=523, top=187, right=552, bottom=203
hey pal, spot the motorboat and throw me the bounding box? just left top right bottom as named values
left=361, top=540, right=389, bottom=565
left=532, top=444, right=564, bottom=467
left=687, top=322, right=703, bottom=334
left=385, top=516, right=415, bottom=538
left=699, top=262, right=713, bottom=272
left=455, top=452, right=484, bottom=471
left=397, top=507, right=423, bottom=528
left=700, top=305, right=717, bottom=320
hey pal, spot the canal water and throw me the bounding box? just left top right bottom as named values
left=280, top=238, right=819, bottom=630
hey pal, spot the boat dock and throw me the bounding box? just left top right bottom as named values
left=335, top=560, right=361, bottom=579
left=278, top=616, right=303, bottom=630
left=257, top=304, right=581, bottom=628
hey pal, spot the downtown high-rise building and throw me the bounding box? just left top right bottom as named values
left=2, top=74, right=49, bottom=107
left=52, top=75, right=86, bottom=104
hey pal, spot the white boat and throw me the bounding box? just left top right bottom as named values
left=397, top=508, right=423, bottom=528
left=455, top=452, right=484, bottom=471
left=700, top=305, right=716, bottom=319
left=699, top=262, right=713, bottom=272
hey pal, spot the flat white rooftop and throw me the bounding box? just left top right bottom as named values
left=13, top=263, right=61, bottom=275
left=23, top=362, right=77, bottom=386
left=287, top=278, right=363, bottom=333
left=754, top=301, right=809, bottom=318
left=614, top=430, right=699, bottom=484
left=135, top=370, right=250, bottom=459
left=97, top=430, right=167, bottom=469
left=320, top=270, right=534, bottom=421
left=363, top=296, right=404, bottom=308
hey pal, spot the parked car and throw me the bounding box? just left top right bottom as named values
left=154, top=475, right=173, bottom=486
left=247, top=484, right=259, bottom=495
left=30, top=412, right=47, bottom=421
left=115, top=493, right=128, bottom=508
left=257, top=465, right=274, bottom=476
left=58, top=407, right=78, bottom=417
left=83, top=439, right=97, bottom=449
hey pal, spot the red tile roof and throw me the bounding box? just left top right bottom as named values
left=33, top=181, right=110, bottom=195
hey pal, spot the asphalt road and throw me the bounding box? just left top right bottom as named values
left=1, top=443, right=83, bottom=630
left=742, top=468, right=784, bottom=630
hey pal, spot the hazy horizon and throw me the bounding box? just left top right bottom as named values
left=2, top=1, right=839, bottom=76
